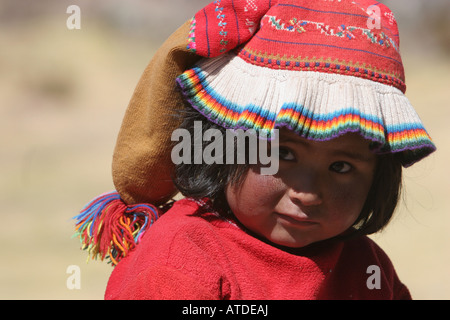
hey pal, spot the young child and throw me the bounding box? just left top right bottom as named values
left=74, top=0, right=436, bottom=300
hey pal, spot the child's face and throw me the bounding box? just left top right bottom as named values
left=226, top=129, right=377, bottom=248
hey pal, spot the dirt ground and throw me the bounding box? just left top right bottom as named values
left=1, top=5, right=449, bottom=300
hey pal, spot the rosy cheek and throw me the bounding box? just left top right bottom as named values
left=226, top=170, right=285, bottom=218
left=246, top=169, right=285, bottom=196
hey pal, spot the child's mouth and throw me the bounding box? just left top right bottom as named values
left=275, top=212, right=319, bottom=227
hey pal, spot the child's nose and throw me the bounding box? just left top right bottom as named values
left=288, top=188, right=323, bottom=207
left=285, top=167, right=323, bottom=207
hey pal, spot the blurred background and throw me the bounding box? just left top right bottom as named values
left=0, top=0, right=448, bottom=300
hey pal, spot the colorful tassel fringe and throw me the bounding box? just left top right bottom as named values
left=73, top=192, right=160, bottom=266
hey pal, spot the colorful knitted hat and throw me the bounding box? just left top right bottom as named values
left=73, top=0, right=436, bottom=265
left=177, top=0, right=435, bottom=165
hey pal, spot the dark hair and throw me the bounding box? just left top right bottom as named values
left=172, top=108, right=403, bottom=237
left=351, top=152, right=403, bottom=236
left=172, top=107, right=249, bottom=213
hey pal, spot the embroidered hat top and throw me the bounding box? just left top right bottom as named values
left=178, top=0, right=436, bottom=166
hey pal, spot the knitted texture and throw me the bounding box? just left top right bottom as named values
left=179, top=0, right=436, bottom=166
left=239, top=0, right=406, bottom=92
left=177, top=53, right=435, bottom=166
left=187, top=0, right=273, bottom=57
left=187, top=0, right=405, bottom=91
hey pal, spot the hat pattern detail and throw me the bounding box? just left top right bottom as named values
left=179, top=0, right=436, bottom=166
left=187, top=0, right=273, bottom=57
left=264, top=15, right=399, bottom=53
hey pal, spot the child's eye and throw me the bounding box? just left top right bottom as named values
left=329, top=161, right=353, bottom=174
left=279, top=146, right=296, bottom=161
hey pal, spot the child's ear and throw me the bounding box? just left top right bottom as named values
left=112, top=20, right=202, bottom=206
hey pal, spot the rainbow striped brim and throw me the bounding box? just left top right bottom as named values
left=177, top=53, right=435, bottom=167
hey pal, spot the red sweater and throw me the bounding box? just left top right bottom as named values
left=105, top=198, right=411, bottom=300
